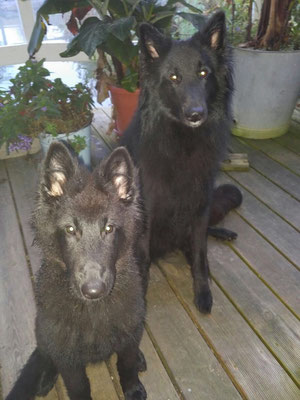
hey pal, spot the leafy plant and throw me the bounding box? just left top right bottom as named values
left=28, top=0, right=205, bottom=97
left=0, top=59, right=93, bottom=154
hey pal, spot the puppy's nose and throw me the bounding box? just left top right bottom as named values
left=81, top=280, right=104, bottom=299
left=185, top=106, right=206, bottom=122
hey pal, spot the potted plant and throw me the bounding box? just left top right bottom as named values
left=0, top=59, right=94, bottom=165
left=221, top=0, right=300, bottom=139
left=28, top=0, right=205, bottom=133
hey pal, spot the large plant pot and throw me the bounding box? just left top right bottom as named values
left=232, top=48, right=300, bottom=139
left=39, top=125, right=91, bottom=167
left=109, top=86, right=140, bottom=134
left=0, top=137, right=41, bottom=160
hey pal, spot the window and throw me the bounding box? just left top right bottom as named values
left=0, top=0, right=88, bottom=66
left=0, top=0, right=26, bottom=46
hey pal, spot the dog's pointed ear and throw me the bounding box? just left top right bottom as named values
left=103, top=147, right=135, bottom=201
left=139, top=23, right=169, bottom=59
left=194, top=11, right=226, bottom=50
left=42, top=142, right=76, bottom=198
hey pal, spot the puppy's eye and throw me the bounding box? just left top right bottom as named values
left=105, top=224, right=114, bottom=234
left=198, top=68, right=209, bottom=79
left=169, top=74, right=181, bottom=83
left=66, top=225, right=76, bottom=235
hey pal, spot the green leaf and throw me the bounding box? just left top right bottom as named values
left=60, top=17, right=110, bottom=58
left=177, top=12, right=207, bottom=30
left=102, top=35, right=138, bottom=65
left=176, top=0, right=204, bottom=14
left=109, top=17, right=136, bottom=41
left=27, top=16, right=47, bottom=57
left=38, top=0, right=89, bottom=15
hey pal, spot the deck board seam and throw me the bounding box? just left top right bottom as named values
left=211, top=275, right=300, bottom=389
left=232, top=209, right=300, bottom=272
left=225, top=171, right=300, bottom=234
left=144, top=323, right=186, bottom=400
left=227, top=242, right=300, bottom=321
left=157, top=261, right=248, bottom=400
left=238, top=138, right=300, bottom=178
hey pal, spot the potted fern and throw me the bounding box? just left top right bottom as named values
left=0, top=59, right=94, bottom=165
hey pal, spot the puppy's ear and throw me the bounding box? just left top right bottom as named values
left=42, top=142, right=76, bottom=198
left=139, top=23, right=170, bottom=59
left=103, top=147, right=135, bottom=201
left=193, top=11, right=226, bottom=50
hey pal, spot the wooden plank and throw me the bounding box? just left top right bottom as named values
left=0, top=162, right=36, bottom=397
left=224, top=213, right=300, bottom=316
left=231, top=138, right=300, bottom=201
left=218, top=174, right=300, bottom=268
left=241, top=138, right=300, bottom=176
left=92, top=108, right=118, bottom=150
left=274, top=131, right=300, bottom=155
left=107, top=332, right=181, bottom=400
left=208, top=240, right=300, bottom=386
left=139, top=332, right=181, bottom=400
left=158, top=252, right=300, bottom=399
left=5, top=156, right=41, bottom=274
left=226, top=165, right=300, bottom=231
left=91, top=128, right=111, bottom=166
left=146, top=265, right=242, bottom=400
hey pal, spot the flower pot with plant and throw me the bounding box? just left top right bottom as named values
left=0, top=59, right=94, bottom=165
left=28, top=0, right=206, bottom=133
left=221, top=0, right=300, bottom=139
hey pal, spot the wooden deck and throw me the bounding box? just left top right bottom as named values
left=0, top=108, right=299, bottom=400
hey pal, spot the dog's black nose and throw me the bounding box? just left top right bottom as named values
left=185, top=106, right=206, bottom=122
left=81, top=280, right=104, bottom=299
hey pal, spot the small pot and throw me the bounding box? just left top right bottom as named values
left=109, top=85, right=140, bottom=134
left=39, top=125, right=91, bottom=167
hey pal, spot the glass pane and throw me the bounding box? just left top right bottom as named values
left=0, top=0, right=26, bottom=46
left=31, top=0, right=73, bottom=42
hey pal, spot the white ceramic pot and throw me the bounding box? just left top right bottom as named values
left=39, top=125, right=91, bottom=167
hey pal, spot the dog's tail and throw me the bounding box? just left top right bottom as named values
left=5, top=348, right=57, bottom=400
left=209, top=184, right=243, bottom=225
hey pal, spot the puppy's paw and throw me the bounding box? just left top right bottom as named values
left=124, top=381, right=147, bottom=400
left=137, top=349, right=147, bottom=372
left=194, top=289, right=213, bottom=314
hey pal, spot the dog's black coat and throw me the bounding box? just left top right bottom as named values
left=121, top=11, right=242, bottom=314
left=6, top=143, right=148, bottom=400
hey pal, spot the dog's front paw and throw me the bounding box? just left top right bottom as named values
left=124, top=381, right=147, bottom=400
left=194, top=289, right=213, bottom=314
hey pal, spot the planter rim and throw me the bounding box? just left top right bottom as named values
left=233, top=47, right=300, bottom=55
left=39, top=122, right=92, bottom=138
left=108, top=85, right=140, bottom=94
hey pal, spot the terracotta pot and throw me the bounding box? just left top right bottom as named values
left=109, top=86, right=140, bottom=134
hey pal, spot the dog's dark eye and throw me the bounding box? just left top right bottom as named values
left=198, top=68, right=209, bottom=79
left=66, top=225, right=76, bottom=235
left=169, top=74, right=181, bottom=83
left=105, top=224, right=114, bottom=234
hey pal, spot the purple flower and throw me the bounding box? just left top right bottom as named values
left=0, top=103, right=4, bottom=108
left=8, top=135, right=33, bottom=153
left=41, top=106, right=47, bottom=112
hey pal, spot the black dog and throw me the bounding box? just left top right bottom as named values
left=121, top=11, right=242, bottom=314
left=6, top=143, right=148, bottom=400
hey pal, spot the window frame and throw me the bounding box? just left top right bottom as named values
left=0, top=0, right=88, bottom=66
